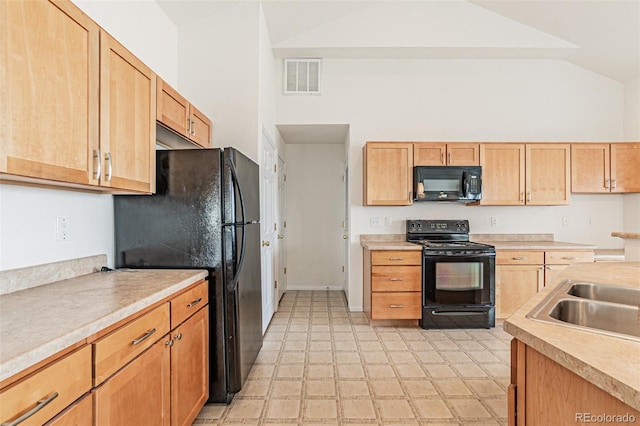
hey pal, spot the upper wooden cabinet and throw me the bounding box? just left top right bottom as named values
left=480, top=143, right=570, bottom=205
left=480, top=144, right=525, bottom=205
left=100, top=31, right=156, bottom=193
left=526, top=144, right=570, bottom=205
left=0, top=0, right=100, bottom=186
left=157, top=78, right=212, bottom=148
left=0, top=0, right=156, bottom=193
left=363, top=142, right=413, bottom=206
left=572, top=143, right=640, bottom=193
left=414, top=143, right=479, bottom=166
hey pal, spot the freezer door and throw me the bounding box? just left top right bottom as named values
left=114, top=149, right=223, bottom=269
left=223, top=148, right=260, bottom=224
left=224, top=222, right=263, bottom=392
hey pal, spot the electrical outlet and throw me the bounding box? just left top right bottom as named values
left=562, top=216, right=569, bottom=227
left=385, top=217, right=392, bottom=226
left=370, top=217, right=382, bottom=227
left=56, top=217, right=70, bottom=241
left=490, top=217, right=497, bottom=227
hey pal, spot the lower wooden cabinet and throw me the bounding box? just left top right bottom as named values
left=509, top=339, right=640, bottom=425
left=496, top=249, right=594, bottom=318
left=170, top=308, right=209, bottom=426
left=364, top=249, right=422, bottom=322
left=93, top=280, right=209, bottom=426
left=94, top=337, right=171, bottom=426
left=0, top=346, right=92, bottom=426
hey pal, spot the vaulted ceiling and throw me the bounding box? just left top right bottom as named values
left=158, top=0, right=640, bottom=83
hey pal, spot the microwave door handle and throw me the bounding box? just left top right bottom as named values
left=462, top=172, right=469, bottom=197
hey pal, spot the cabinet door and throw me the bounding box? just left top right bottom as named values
left=363, top=142, right=413, bottom=205
left=526, top=144, right=570, bottom=205
left=45, top=394, right=92, bottom=426
left=447, top=143, right=480, bottom=166
left=480, top=144, right=525, bottom=205
left=0, top=0, right=99, bottom=185
left=611, top=143, right=640, bottom=193
left=100, top=31, right=156, bottom=193
left=571, top=144, right=610, bottom=193
left=94, top=337, right=170, bottom=426
left=413, top=143, right=446, bottom=165
left=496, top=265, right=543, bottom=318
left=189, top=105, right=212, bottom=148
left=171, top=308, right=209, bottom=426
left=157, top=78, right=190, bottom=138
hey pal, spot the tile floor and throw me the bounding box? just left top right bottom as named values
left=193, top=290, right=511, bottom=425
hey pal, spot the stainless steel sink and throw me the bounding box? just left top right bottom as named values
left=567, top=282, right=640, bottom=306
left=527, top=280, right=640, bottom=342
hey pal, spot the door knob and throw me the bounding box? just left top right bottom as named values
left=277, top=234, right=284, bottom=239
left=262, top=241, right=271, bottom=247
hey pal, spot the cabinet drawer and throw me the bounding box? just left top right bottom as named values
left=45, top=393, right=92, bottom=426
left=0, top=346, right=91, bottom=426
left=371, top=292, right=421, bottom=319
left=496, top=250, right=544, bottom=265
left=171, top=280, right=208, bottom=329
left=371, top=266, right=421, bottom=292
left=545, top=250, right=594, bottom=264
left=371, top=251, right=422, bottom=266
left=94, top=303, right=170, bottom=385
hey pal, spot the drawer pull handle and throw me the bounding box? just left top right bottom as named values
left=389, top=278, right=404, bottom=281
left=187, top=297, right=202, bottom=308
left=1, top=392, right=58, bottom=426
left=561, top=256, right=579, bottom=260
left=389, top=304, right=404, bottom=308
left=511, top=257, right=526, bottom=260
left=388, top=257, right=404, bottom=261
left=132, top=328, right=156, bottom=345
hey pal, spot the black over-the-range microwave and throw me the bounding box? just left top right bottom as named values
left=414, top=166, right=482, bottom=202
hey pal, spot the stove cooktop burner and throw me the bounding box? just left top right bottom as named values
left=416, top=240, right=495, bottom=252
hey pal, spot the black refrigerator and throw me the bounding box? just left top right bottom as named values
left=113, top=148, right=262, bottom=404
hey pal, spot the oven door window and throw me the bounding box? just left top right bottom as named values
left=436, top=262, right=482, bottom=291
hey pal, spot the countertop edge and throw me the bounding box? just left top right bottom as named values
left=0, top=269, right=208, bottom=383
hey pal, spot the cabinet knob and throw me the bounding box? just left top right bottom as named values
left=174, top=333, right=183, bottom=340
left=262, top=240, right=270, bottom=247
left=165, top=339, right=174, bottom=347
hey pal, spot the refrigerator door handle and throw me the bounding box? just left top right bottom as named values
left=227, top=157, right=247, bottom=291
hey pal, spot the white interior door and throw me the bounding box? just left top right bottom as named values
left=343, top=161, right=349, bottom=292
left=276, top=156, right=287, bottom=302
left=260, top=129, right=277, bottom=333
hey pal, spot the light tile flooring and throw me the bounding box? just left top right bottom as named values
left=193, top=290, right=511, bottom=425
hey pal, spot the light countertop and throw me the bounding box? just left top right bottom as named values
left=504, top=262, right=640, bottom=411
left=360, top=234, right=597, bottom=251
left=0, top=268, right=208, bottom=383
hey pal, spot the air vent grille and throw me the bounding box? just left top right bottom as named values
left=284, top=59, right=321, bottom=95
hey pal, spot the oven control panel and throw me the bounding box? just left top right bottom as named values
left=407, top=219, right=469, bottom=234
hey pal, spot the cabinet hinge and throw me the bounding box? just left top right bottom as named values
left=274, top=223, right=277, bottom=231
left=274, top=164, right=277, bottom=173
left=284, top=174, right=287, bottom=182
left=341, top=175, right=345, bottom=182
left=284, top=267, right=287, bottom=274
left=284, top=221, right=287, bottom=228
left=275, top=280, right=278, bottom=289
left=342, top=266, right=345, bottom=272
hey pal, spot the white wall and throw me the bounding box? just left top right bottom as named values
left=0, top=1, right=178, bottom=271
left=276, top=58, right=626, bottom=311
left=72, top=0, right=178, bottom=86
left=285, top=144, right=345, bottom=289
left=622, top=76, right=640, bottom=233
left=177, top=3, right=261, bottom=162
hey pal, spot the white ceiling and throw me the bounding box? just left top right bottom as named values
left=157, top=0, right=640, bottom=144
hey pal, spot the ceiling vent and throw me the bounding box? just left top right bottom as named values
left=284, top=59, right=321, bottom=95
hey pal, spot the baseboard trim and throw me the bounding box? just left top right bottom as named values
left=286, top=285, right=344, bottom=291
